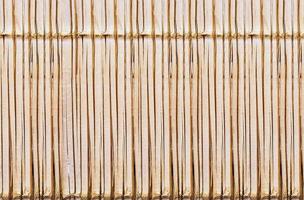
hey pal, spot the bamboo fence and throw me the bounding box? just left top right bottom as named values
left=0, top=0, right=304, bottom=199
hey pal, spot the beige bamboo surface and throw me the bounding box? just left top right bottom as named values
left=0, top=0, right=304, bottom=199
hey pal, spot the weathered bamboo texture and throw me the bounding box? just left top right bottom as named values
left=0, top=0, right=304, bottom=199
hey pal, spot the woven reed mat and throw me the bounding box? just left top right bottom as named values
left=0, top=0, right=304, bottom=199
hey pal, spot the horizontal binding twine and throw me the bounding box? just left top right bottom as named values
left=1, top=32, right=304, bottom=39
